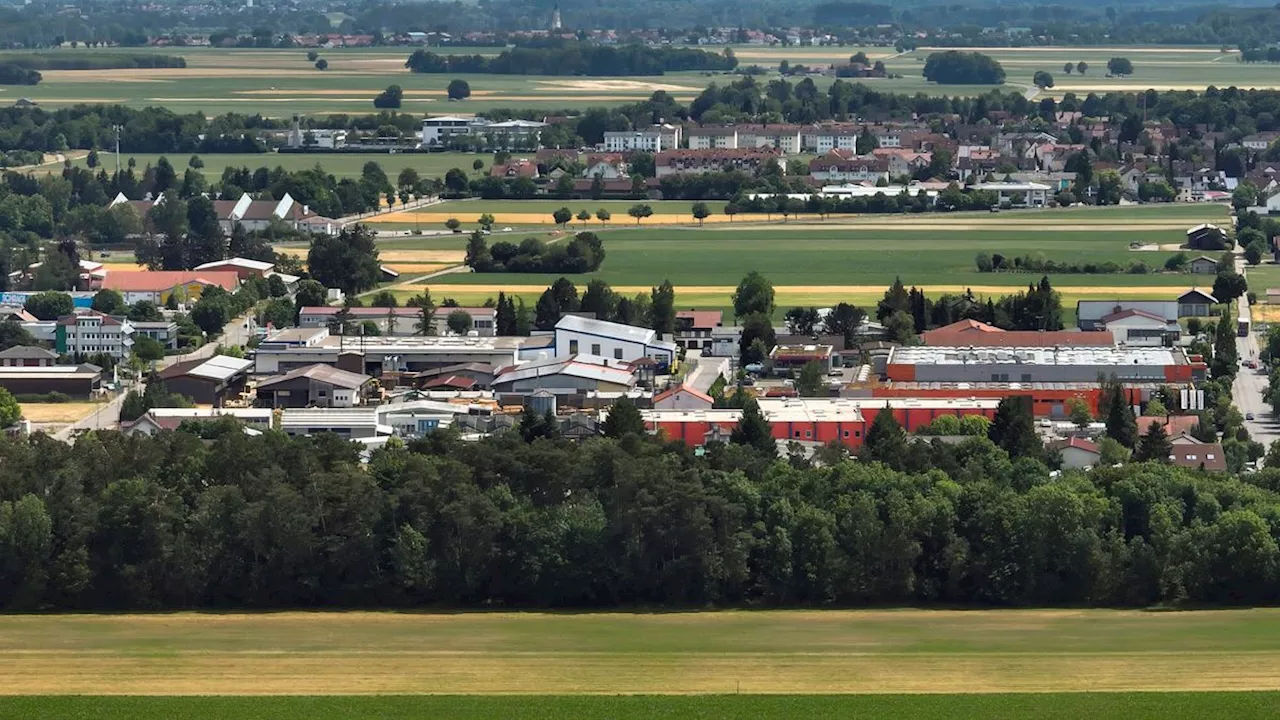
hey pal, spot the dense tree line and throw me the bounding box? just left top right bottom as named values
left=974, top=252, right=1180, bottom=276
left=921, top=51, right=1007, bottom=85
left=406, top=42, right=737, bottom=76
left=465, top=230, right=605, bottom=274
left=1, top=405, right=1279, bottom=610
left=1, top=54, right=185, bottom=71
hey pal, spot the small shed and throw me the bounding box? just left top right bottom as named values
left=1187, top=255, right=1220, bottom=275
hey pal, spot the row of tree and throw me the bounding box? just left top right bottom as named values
left=1, top=391, right=1280, bottom=610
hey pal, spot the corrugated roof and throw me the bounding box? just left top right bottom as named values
left=495, top=354, right=635, bottom=386
left=161, top=354, right=254, bottom=382
left=556, top=315, right=658, bottom=345
left=257, top=363, right=372, bottom=390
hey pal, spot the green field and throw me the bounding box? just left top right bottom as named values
left=424, top=226, right=1213, bottom=288
left=6, top=44, right=1280, bottom=116
left=60, top=151, right=488, bottom=181
left=4, top=609, right=1280, bottom=699
left=3, top=693, right=1277, bottom=720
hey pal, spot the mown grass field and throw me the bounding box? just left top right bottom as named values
left=61, top=151, right=490, bottom=181
left=4, top=609, right=1280, bottom=698
left=6, top=44, right=1278, bottom=116
left=3, top=693, right=1278, bottom=720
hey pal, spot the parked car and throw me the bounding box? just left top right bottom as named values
left=1247, top=413, right=1256, bottom=421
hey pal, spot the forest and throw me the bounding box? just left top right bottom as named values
left=0, top=404, right=1277, bottom=611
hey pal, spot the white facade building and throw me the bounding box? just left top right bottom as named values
left=552, top=315, right=678, bottom=370
left=602, top=124, right=681, bottom=153
left=55, top=312, right=134, bottom=359
left=420, top=116, right=547, bottom=148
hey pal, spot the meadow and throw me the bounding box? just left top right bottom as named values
left=5, top=44, right=1279, bottom=117
left=2, top=609, right=1280, bottom=700
left=62, top=151, right=490, bottom=181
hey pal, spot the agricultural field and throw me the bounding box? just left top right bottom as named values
left=60, top=151, right=490, bottom=181
left=0, top=46, right=710, bottom=116
left=2, top=607, right=1280, bottom=702
left=377, top=198, right=736, bottom=228
left=389, top=204, right=1231, bottom=311
left=2, top=694, right=1277, bottom=720
left=4, top=44, right=1277, bottom=117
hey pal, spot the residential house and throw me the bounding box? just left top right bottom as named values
left=155, top=354, right=254, bottom=406
left=256, top=363, right=376, bottom=408
left=653, top=385, right=715, bottom=410
left=1169, top=435, right=1227, bottom=471
left=1077, top=301, right=1179, bottom=332
left=872, top=148, right=933, bottom=177
left=130, top=320, right=181, bottom=351
left=602, top=124, right=680, bottom=152
left=102, top=270, right=241, bottom=305
left=1052, top=437, right=1102, bottom=469
left=808, top=150, right=889, bottom=184
left=1135, top=415, right=1199, bottom=438
left=583, top=154, right=629, bottom=179
left=0, top=345, right=59, bottom=367
left=490, top=159, right=539, bottom=179
left=54, top=312, right=133, bottom=360
left=654, top=148, right=780, bottom=178
left=1099, top=308, right=1178, bottom=347
left=553, top=315, right=678, bottom=370
left=737, top=124, right=804, bottom=154
left=1243, top=132, right=1280, bottom=151
left=674, top=310, right=723, bottom=352
left=1178, top=288, right=1218, bottom=317
left=686, top=125, right=739, bottom=150
left=804, top=124, right=862, bottom=153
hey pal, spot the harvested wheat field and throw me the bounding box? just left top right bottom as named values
left=19, top=402, right=104, bottom=424
left=3, top=609, right=1280, bottom=696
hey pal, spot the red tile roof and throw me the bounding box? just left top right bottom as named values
left=653, top=385, right=714, bottom=405
left=1136, top=415, right=1199, bottom=437
left=676, top=310, right=723, bottom=329
left=1061, top=436, right=1100, bottom=454
left=103, top=270, right=241, bottom=293
left=921, top=320, right=1113, bottom=348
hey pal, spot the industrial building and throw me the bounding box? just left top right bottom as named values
left=156, top=355, right=254, bottom=406
left=0, top=363, right=102, bottom=397
left=886, top=346, right=1200, bottom=385
left=640, top=397, right=1000, bottom=449
left=253, top=329, right=523, bottom=375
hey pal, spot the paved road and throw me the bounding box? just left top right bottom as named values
left=1232, top=333, right=1278, bottom=446
left=53, top=391, right=128, bottom=442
